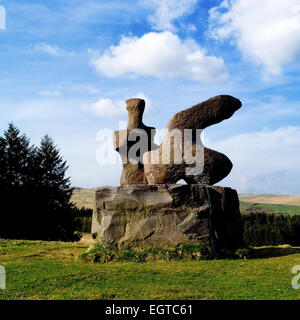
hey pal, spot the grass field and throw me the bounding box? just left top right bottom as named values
left=239, top=194, right=300, bottom=206
left=1, top=239, right=300, bottom=300
left=240, top=201, right=300, bottom=216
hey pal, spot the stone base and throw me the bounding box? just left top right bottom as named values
left=92, top=184, right=243, bottom=250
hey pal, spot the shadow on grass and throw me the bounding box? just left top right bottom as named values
left=252, top=245, right=300, bottom=259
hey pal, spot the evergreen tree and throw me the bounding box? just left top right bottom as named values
left=37, top=135, right=73, bottom=207
left=0, top=136, right=7, bottom=237
left=241, top=212, right=300, bottom=247
left=3, top=123, right=34, bottom=188
left=0, top=135, right=6, bottom=190
left=0, top=124, right=80, bottom=241
left=0, top=123, right=35, bottom=238
left=35, top=135, right=78, bottom=241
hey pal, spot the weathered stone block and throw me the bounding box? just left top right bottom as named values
left=92, top=184, right=243, bottom=249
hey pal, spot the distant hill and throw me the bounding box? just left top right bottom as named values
left=239, top=194, right=300, bottom=206
left=239, top=194, right=300, bottom=216
left=71, top=188, right=96, bottom=209
left=240, top=201, right=300, bottom=216
left=71, top=188, right=300, bottom=215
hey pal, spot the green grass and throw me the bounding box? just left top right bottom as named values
left=240, top=201, right=300, bottom=216
left=77, top=243, right=247, bottom=263
left=1, top=239, right=300, bottom=300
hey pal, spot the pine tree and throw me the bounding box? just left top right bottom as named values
left=36, top=135, right=78, bottom=241
left=3, top=123, right=34, bottom=188
left=37, top=135, right=72, bottom=207
left=0, top=135, right=6, bottom=190
left=0, top=123, right=35, bottom=238
left=0, top=136, right=8, bottom=237
left=0, top=125, right=80, bottom=241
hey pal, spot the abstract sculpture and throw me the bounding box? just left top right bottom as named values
left=114, top=95, right=241, bottom=186
left=92, top=95, right=243, bottom=249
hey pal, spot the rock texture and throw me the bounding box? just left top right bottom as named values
left=113, top=98, right=157, bottom=186
left=143, top=95, right=242, bottom=185
left=166, top=95, right=242, bottom=132
left=144, top=147, right=233, bottom=185
left=92, top=184, right=243, bottom=249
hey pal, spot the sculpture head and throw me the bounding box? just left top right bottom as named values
left=214, top=95, right=242, bottom=120
left=125, top=98, right=145, bottom=129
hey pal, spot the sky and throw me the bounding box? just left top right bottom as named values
left=0, top=0, right=300, bottom=195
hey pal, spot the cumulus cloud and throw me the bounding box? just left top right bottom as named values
left=209, top=0, right=300, bottom=76
left=83, top=98, right=125, bottom=118
left=204, top=126, right=300, bottom=194
left=141, top=0, right=198, bottom=31
left=91, top=31, right=228, bottom=82
left=83, top=93, right=152, bottom=118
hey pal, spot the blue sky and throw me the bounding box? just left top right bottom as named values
left=0, top=0, right=300, bottom=194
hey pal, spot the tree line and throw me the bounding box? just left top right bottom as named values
left=0, top=123, right=91, bottom=241
left=242, top=212, right=300, bottom=247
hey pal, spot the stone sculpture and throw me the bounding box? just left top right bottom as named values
left=144, top=95, right=242, bottom=185
left=92, top=184, right=243, bottom=249
left=92, top=95, right=244, bottom=250
left=114, top=95, right=241, bottom=186
left=113, top=98, right=156, bottom=186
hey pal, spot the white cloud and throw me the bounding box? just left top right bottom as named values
left=204, top=126, right=300, bottom=194
left=84, top=98, right=125, bottom=118
left=83, top=93, right=152, bottom=118
left=91, top=31, right=228, bottom=82
left=209, top=0, right=300, bottom=76
left=244, top=170, right=300, bottom=195
left=38, top=90, right=62, bottom=97
left=32, top=43, right=67, bottom=57
left=141, top=0, right=198, bottom=31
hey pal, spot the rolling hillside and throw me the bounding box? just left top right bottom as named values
left=239, top=194, right=300, bottom=215
left=239, top=194, right=300, bottom=206
left=240, top=201, right=300, bottom=216
left=71, top=188, right=96, bottom=209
